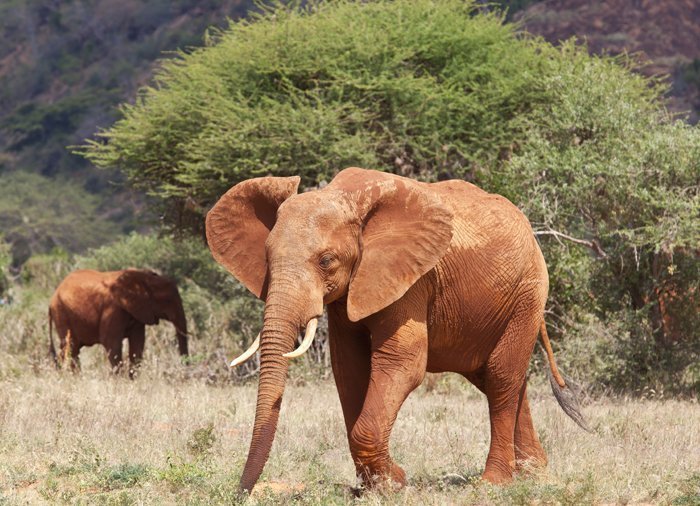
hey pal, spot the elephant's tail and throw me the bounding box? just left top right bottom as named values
left=48, top=308, right=58, bottom=365
left=539, top=320, right=592, bottom=432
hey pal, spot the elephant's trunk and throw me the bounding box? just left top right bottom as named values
left=239, top=288, right=300, bottom=492
left=171, top=298, right=188, bottom=356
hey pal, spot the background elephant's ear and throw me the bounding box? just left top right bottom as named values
left=347, top=180, right=453, bottom=322
left=111, top=270, right=158, bottom=325
left=205, top=176, right=300, bottom=298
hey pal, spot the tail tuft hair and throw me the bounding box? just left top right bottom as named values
left=544, top=358, right=592, bottom=433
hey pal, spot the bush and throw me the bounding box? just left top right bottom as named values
left=0, top=238, right=10, bottom=296
left=0, top=172, right=122, bottom=266
left=493, top=49, right=700, bottom=395
left=81, top=0, right=561, bottom=202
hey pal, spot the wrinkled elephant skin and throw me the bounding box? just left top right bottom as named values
left=206, top=167, right=586, bottom=491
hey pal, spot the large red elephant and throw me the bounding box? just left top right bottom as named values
left=206, top=167, right=587, bottom=491
left=49, top=269, right=188, bottom=376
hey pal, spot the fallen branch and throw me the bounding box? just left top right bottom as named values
left=534, top=229, right=607, bottom=258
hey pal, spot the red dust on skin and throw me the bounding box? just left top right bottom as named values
left=206, top=167, right=586, bottom=492
left=49, top=269, right=188, bottom=375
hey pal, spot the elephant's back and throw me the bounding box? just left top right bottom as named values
left=431, top=179, right=537, bottom=258
left=425, top=180, right=548, bottom=372
left=52, top=270, right=112, bottom=314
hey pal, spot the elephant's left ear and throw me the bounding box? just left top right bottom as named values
left=347, top=180, right=453, bottom=322
left=111, top=270, right=158, bottom=325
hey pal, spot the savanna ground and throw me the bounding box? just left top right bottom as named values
left=1, top=329, right=699, bottom=506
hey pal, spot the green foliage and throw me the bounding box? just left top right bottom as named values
left=0, top=238, right=10, bottom=296
left=97, top=463, right=151, bottom=491
left=673, top=474, right=700, bottom=505
left=491, top=0, right=544, bottom=19
left=491, top=474, right=597, bottom=506
left=20, top=250, right=73, bottom=292
left=186, top=423, right=216, bottom=458
left=681, top=58, right=700, bottom=94
left=156, top=456, right=210, bottom=491
left=81, top=0, right=559, bottom=203
left=0, top=0, right=257, bottom=263
left=0, top=172, right=122, bottom=266
left=492, top=44, right=700, bottom=394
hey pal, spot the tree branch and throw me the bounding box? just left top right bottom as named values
left=534, top=229, right=607, bottom=258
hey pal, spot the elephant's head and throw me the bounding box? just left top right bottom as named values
left=110, top=269, right=189, bottom=355
left=206, top=167, right=452, bottom=491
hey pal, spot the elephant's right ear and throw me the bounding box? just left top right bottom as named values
left=206, top=176, right=300, bottom=299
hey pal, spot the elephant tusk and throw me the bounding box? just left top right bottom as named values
left=229, top=333, right=260, bottom=367
left=282, top=318, right=318, bottom=359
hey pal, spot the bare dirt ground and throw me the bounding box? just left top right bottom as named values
left=1, top=358, right=698, bottom=505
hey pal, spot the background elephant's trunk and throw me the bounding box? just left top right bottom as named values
left=239, top=286, right=300, bottom=492
left=170, top=297, right=188, bottom=356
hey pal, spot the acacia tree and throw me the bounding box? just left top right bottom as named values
left=81, top=0, right=699, bottom=394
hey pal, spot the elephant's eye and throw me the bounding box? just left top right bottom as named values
left=319, top=253, right=334, bottom=269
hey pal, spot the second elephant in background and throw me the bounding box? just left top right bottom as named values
left=49, top=269, right=188, bottom=376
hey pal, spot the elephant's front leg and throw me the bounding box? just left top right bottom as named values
left=351, top=312, right=428, bottom=489
left=328, top=302, right=372, bottom=443
left=100, top=311, right=125, bottom=374
left=127, top=323, right=146, bottom=379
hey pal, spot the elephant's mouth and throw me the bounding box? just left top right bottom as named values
left=228, top=317, right=319, bottom=367
left=282, top=318, right=318, bottom=358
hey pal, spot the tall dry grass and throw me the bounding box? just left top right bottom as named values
left=1, top=362, right=698, bottom=504
left=1, top=279, right=698, bottom=504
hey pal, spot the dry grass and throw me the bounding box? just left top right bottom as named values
left=1, top=351, right=699, bottom=505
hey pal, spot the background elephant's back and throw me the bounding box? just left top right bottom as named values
left=51, top=270, right=113, bottom=329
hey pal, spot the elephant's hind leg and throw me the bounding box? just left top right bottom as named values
left=58, top=330, right=81, bottom=372
left=514, top=384, right=547, bottom=472
left=481, top=308, right=541, bottom=484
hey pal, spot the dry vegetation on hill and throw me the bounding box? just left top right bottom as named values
left=516, top=0, right=700, bottom=120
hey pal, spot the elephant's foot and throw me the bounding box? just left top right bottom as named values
left=356, top=459, right=406, bottom=490
left=481, top=460, right=515, bottom=484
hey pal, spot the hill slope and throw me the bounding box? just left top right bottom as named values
left=0, top=0, right=255, bottom=264
left=515, top=0, right=700, bottom=121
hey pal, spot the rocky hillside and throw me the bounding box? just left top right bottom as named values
left=0, top=0, right=255, bottom=180
left=515, top=0, right=700, bottom=121
left=0, top=0, right=255, bottom=264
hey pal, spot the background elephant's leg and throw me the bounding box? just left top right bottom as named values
left=56, top=329, right=81, bottom=372
left=104, top=339, right=123, bottom=373
left=100, top=311, right=127, bottom=374
left=127, top=323, right=146, bottom=379
left=57, top=337, right=67, bottom=369
left=327, top=303, right=372, bottom=461
left=481, top=311, right=540, bottom=484
left=513, top=383, right=547, bottom=471
left=351, top=317, right=428, bottom=488
left=67, top=339, right=81, bottom=372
